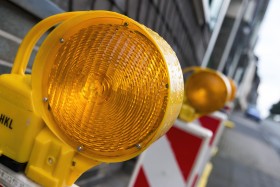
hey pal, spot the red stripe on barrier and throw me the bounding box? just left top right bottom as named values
left=199, top=116, right=220, bottom=146
left=133, top=167, right=150, bottom=187
left=191, top=173, right=199, bottom=187
left=167, top=126, right=203, bottom=182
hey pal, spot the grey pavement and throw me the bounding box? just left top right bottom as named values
left=207, top=112, right=280, bottom=187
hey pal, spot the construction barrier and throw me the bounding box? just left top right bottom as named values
left=196, top=111, right=227, bottom=157
left=128, top=120, right=212, bottom=187
left=194, top=112, right=227, bottom=186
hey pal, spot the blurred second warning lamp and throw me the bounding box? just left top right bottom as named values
left=179, top=67, right=236, bottom=122
left=0, top=11, right=184, bottom=187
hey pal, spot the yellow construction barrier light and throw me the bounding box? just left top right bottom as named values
left=0, top=11, right=184, bottom=187
left=179, top=67, right=231, bottom=122
left=228, top=78, right=237, bottom=101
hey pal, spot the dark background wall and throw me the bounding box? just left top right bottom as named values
left=0, top=0, right=212, bottom=74
left=0, top=1, right=39, bottom=74
left=50, top=0, right=212, bottom=67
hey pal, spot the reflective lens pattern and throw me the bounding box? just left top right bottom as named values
left=185, top=71, right=228, bottom=114
left=47, top=24, right=171, bottom=159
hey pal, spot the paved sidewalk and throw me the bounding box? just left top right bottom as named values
left=207, top=112, right=280, bottom=187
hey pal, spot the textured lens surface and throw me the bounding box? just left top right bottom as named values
left=228, top=78, right=236, bottom=101
left=185, top=71, right=227, bottom=114
left=47, top=24, right=170, bottom=157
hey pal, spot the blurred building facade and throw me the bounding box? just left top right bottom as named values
left=207, top=0, right=269, bottom=110
left=51, top=0, right=214, bottom=68
left=0, top=0, right=231, bottom=70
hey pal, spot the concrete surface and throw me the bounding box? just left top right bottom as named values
left=207, top=112, right=280, bottom=187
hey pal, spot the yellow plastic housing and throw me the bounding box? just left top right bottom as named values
left=179, top=67, right=231, bottom=122
left=29, top=11, right=183, bottom=162
left=228, top=78, right=237, bottom=101
left=0, top=75, right=44, bottom=163
left=26, top=127, right=100, bottom=187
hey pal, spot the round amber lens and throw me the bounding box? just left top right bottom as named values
left=185, top=71, right=228, bottom=114
left=46, top=24, right=171, bottom=159
left=32, top=12, right=183, bottom=162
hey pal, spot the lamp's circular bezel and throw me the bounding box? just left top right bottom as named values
left=184, top=67, right=231, bottom=115
left=31, top=11, right=183, bottom=162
